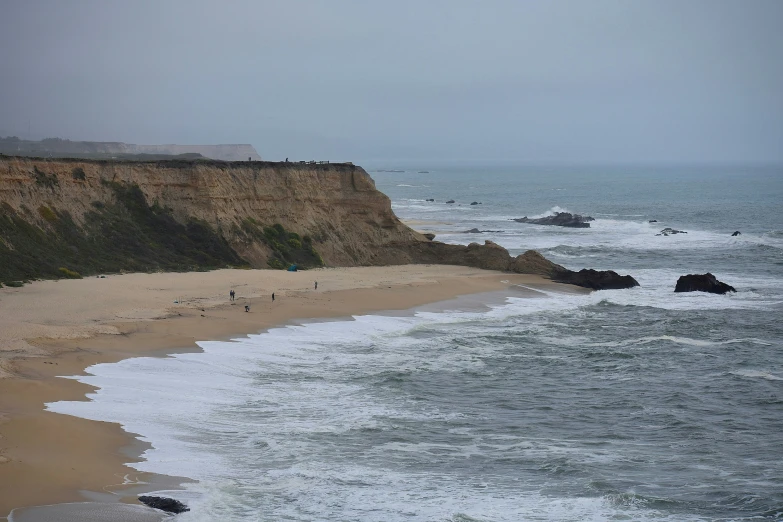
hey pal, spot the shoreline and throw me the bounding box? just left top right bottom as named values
left=0, top=266, right=586, bottom=518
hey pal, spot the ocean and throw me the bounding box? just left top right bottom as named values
left=47, top=164, right=783, bottom=521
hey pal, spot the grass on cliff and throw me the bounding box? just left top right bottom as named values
left=237, top=219, right=324, bottom=270
left=0, top=183, right=248, bottom=282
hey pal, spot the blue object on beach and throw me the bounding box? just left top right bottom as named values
left=287, top=264, right=298, bottom=272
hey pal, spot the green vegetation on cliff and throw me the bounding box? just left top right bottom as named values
left=236, top=219, right=324, bottom=270
left=0, top=181, right=248, bottom=282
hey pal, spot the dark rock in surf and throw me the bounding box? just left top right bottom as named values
left=732, top=231, right=741, bottom=236
left=423, top=233, right=436, bottom=241
left=138, top=496, right=190, bottom=514
left=513, top=212, right=594, bottom=228
left=446, top=199, right=455, bottom=204
left=552, top=268, right=640, bottom=290
left=425, top=198, right=434, bottom=202
left=657, top=227, right=687, bottom=236
left=470, top=201, right=479, bottom=205
left=648, top=219, right=658, bottom=223
left=674, top=273, right=736, bottom=294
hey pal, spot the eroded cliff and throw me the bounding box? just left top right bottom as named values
left=0, top=156, right=574, bottom=283
left=0, top=157, right=414, bottom=280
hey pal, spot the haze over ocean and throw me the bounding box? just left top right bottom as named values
left=48, top=164, right=783, bottom=521
left=2, top=1, right=782, bottom=165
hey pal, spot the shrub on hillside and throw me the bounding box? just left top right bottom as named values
left=33, top=167, right=59, bottom=188
left=236, top=220, right=323, bottom=269
left=58, top=267, right=82, bottom=279
left=267, top=258, right=285, bottom=269
left=38, top=205, right=57, bottom=222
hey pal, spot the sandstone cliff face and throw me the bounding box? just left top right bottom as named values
left=0, top=157, right=422, bottom=271
left=0, top=156, right=575, bottom=283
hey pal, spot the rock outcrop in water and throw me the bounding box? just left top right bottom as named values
left=674, top=273, right=736, bottom=294
left=513, top=212, right=594, bottom=228
left=732, top=231, right=741, bottom=236
left=138, top=496, right=190, bottom=514
left=656, top=227, right=687, bottom=236
left=551, top=268, right=640, bottom=290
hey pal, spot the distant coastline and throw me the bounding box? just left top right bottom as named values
left=0, top=136, right=262, bottom=161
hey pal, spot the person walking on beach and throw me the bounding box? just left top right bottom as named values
left=244, top=304, right=250, bottom=312
left=230, top=289, right=235, bottom=301
left=314, top=281, right=318, bottom=290
left=272, top=292, right=275, bottom=302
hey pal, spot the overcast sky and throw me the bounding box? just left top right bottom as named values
left=1, top=0, right=781, bottom=163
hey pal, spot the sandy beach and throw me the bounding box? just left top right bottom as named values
left=0, top=265, right=583, bottom=518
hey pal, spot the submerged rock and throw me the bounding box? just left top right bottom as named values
left=138, top=496, right=190, bottom=514
left=462, top=228, right=503, bottom=234
left=732, top=231, right=741, bottom=236
left=513, top=212, right=594, bottom=228
left=648, top=219, right=658, bottom=223
left=674, top=273, right=736, bottom=294
left=470, top=201, right=479, bottom=205
left=446, top=199, right=455, bottom=204
left=425, top=198, right=434, bottom=202
left=552, top=268, right=640, bottom=290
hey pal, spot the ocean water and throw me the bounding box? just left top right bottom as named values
left=47, top=165, right=783, bottom=521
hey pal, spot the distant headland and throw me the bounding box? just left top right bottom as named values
left=0, top=136, right=261, bottom=161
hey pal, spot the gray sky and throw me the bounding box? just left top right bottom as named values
left=1, top=0, right=781, bottom=163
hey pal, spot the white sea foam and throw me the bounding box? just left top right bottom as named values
left=730, top=369, right=783, bottom=381
left=528, top=205, right=572, bottom=219
left=48, top=292, right=731, bottom=521
left=392, top=197, right=783, bottom=256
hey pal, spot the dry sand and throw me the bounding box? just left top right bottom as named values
left=0, top=265, right=583, bottom=518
